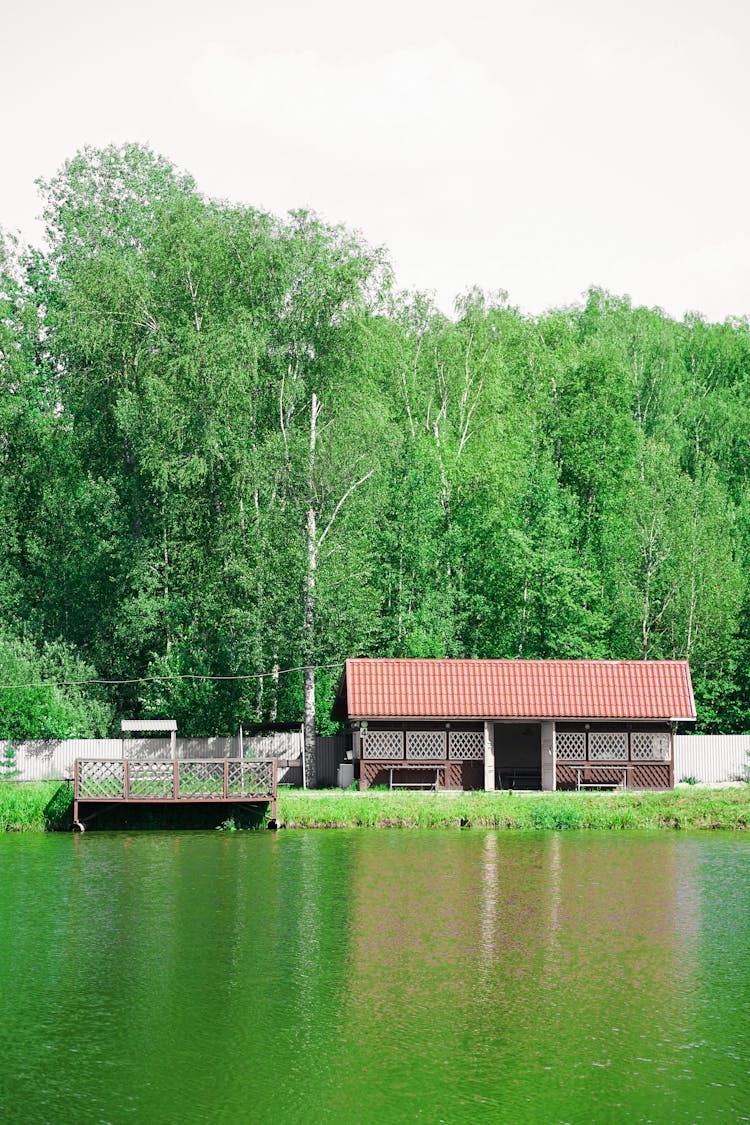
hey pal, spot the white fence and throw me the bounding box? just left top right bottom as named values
left=5, top=732, right=303, bottom=782
left=674, top=735, right=750, bottom=784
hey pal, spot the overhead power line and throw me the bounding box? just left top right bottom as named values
left=0, top=660, right=346, bottom=692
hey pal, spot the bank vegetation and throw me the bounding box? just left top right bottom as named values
left=2, top=782, right=749, bottom=832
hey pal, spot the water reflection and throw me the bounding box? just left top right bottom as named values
left=337, top=832, right=746, bottom=1122
left=0, top=831, right=748, bottom=1124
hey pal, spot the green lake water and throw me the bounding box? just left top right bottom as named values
left=0, top=830, right=748, bottom=1124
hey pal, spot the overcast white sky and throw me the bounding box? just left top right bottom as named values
left=2, top=0, right=749, bottom=320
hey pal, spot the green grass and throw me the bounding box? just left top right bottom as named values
left=3, top=781, right=750, bottom=832
left=276, top=787, right=750, bottom=830
left=0, top=781, right=74, bottom=831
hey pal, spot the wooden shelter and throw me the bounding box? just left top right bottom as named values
left=333, top=658, right=695, bottom=791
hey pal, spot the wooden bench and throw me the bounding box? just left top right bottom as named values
left=388, top=765, right=441, bottom=791
left=497, top=768, right=542, bottom=790
left=576, top=767, right=628, bottom=791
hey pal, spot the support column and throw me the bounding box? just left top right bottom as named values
left=541, top=720, right=555, bottom=791
left=483, top=721, right=495, bottom=791
left=351, top=729, right=361, bottom=789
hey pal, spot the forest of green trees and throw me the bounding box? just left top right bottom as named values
left=1, top=144, right=749, bottom=749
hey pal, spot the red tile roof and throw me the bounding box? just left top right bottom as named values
left=340, top=659, right=695, bottom=721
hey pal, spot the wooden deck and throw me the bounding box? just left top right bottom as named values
left=73, top=757, right=277, bottom=828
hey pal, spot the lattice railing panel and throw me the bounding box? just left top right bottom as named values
left=178, top=761, right=225, bottom=798
left=631, top=732, right=670, bottom=761
left=448, top=730, right=483, bottom=760
left=78, top=760, right=125, bottom=799
left=361, top=731, right=403, bottom=759
left=227, top=759, right=274, bottom=798
left=555, top=731, right=586, bottom=761
left=406, top=731, right=446, bottom=759
left=129, top=761, right=174, bottom=798
left=588, top=732, right=628, bottom=761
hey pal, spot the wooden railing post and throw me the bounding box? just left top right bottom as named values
left=174, top=759, right=179, bottom=799
left=124, top=760, right=130, bottom=800
left=223, top=759, right=228, bottom=800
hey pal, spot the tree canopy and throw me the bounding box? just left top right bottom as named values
left=0, top=144, right=748, bottom=739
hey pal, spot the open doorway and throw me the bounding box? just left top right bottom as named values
left=494, top=723, right=542, bottom=789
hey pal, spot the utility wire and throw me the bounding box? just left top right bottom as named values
left=0, top=661, right=346, bottom=692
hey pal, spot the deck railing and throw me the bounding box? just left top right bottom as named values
left=75, top=758, right=276, bottom=802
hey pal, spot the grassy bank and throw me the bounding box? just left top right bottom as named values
left=2, top=782, right=750, bottom=832
left=276, top=787, right=750, bottom=831
left=0, top=782, right=74, bottom=831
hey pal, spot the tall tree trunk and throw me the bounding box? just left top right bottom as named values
left=303, top=393, right=320, bottom=786
left=269, top=656, right=279, bottom=723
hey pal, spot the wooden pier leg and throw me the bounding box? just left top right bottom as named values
left=269, top=759, right=278, bottom=827
left=72, top=761, right=84, bottom=830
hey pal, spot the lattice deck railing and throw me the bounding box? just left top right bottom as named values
left=75, top=759, right=276, bottom=801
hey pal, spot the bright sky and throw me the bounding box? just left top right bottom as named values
left=2, top=0, right=749, bottom=320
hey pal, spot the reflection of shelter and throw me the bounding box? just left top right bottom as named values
left=337, top=832, right=694, bottom=1124
left=333, top=658, right=695, bottom=791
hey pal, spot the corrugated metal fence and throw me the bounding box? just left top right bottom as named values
left=9, top=736, right=243, bottom=781
left=674, top=735, right=750, bottom=784
left=11, top=739, right=123, bottom=781
left=5, top=729, right=349, bottom=787
left=243, top=730, right=304, bottom=785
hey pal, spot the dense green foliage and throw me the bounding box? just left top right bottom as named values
left=1, top=143, right=749, bottom=737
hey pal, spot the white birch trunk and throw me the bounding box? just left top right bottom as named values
left=303, top=393, right=320, bottom=787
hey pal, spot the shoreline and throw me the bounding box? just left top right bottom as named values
left=276, top=787, right=750, bottom=830
left=2, top=782, right=750, bottom=832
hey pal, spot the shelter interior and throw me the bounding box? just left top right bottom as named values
left=354, top=719, right=673, bottom=791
